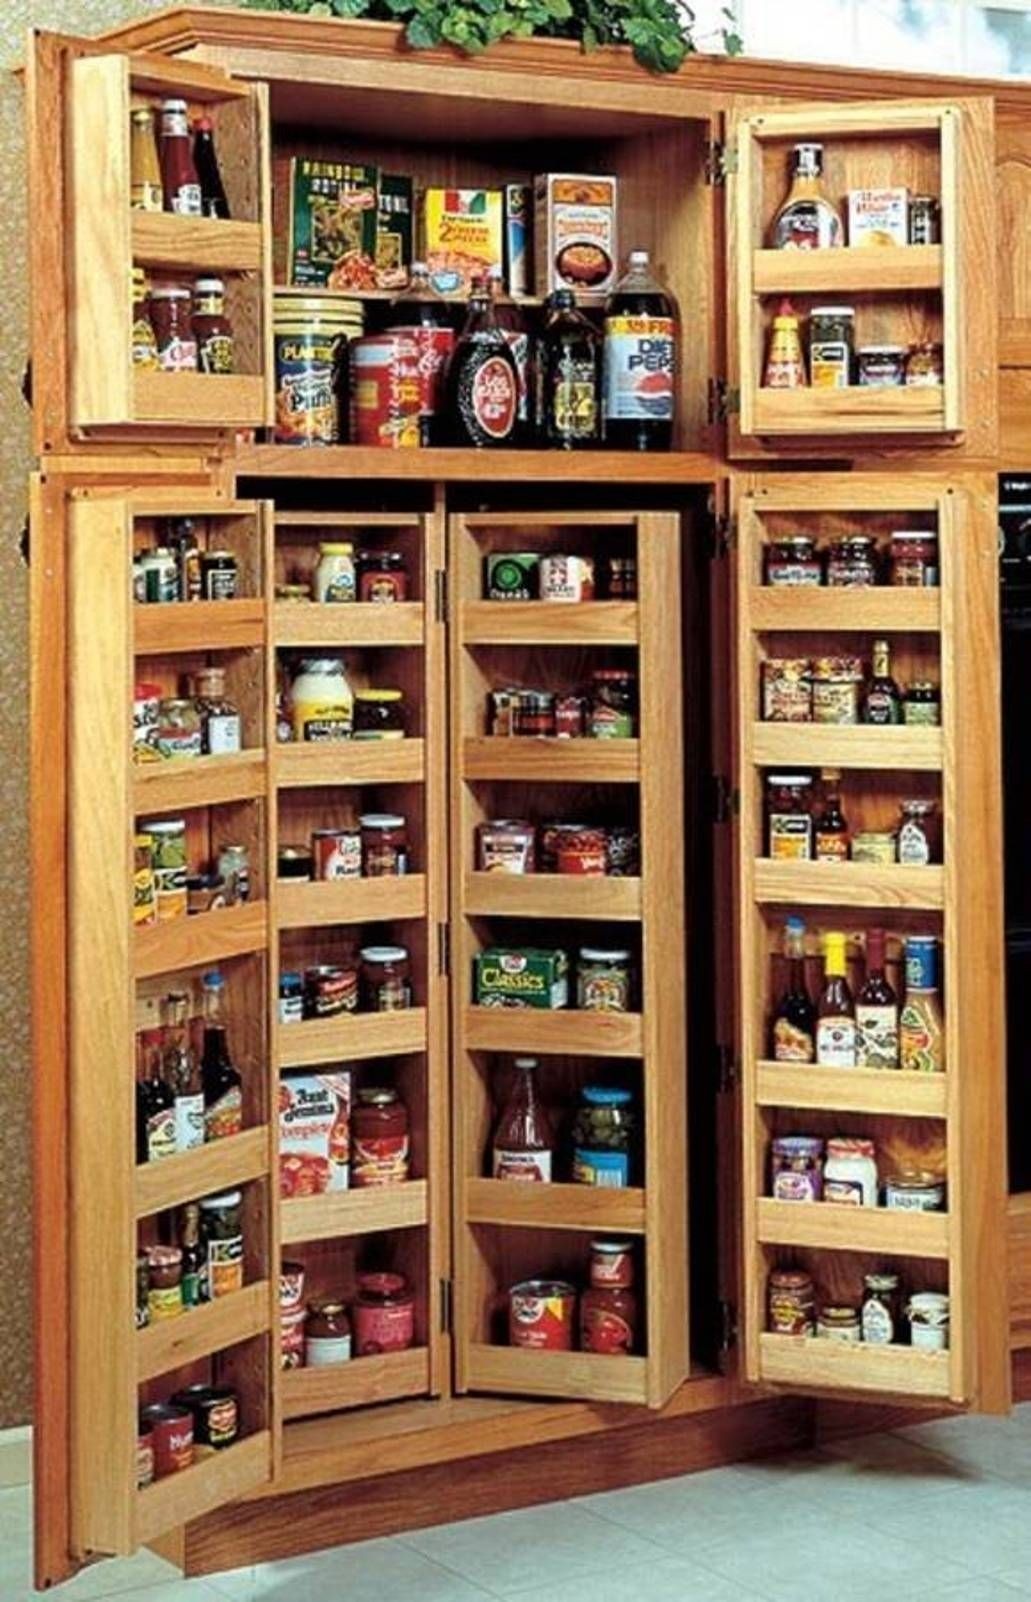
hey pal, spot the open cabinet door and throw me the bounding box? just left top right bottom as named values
left=733, top=470, right=1010, bottom=1412
left=724, top=95, right=997, bottom=462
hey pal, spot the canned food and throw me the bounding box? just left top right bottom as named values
left=273, top=292, right=360, bottom=446
left=142, top=819, right=188, bottom=922
left=352, top=334, right=422, bottom=447
left=477, top=819, right=536, bottom=873
left=485, top=552, right=539, bottom=600
left=170, top=1384, right=239, bottom=1451
left=554, top=693, right=585, bottom=738
left=508, top=1279, right=576, bottom=1350
left=488, top=687, right=519, bottom=736
left=201, top=551, right=239, bottom=600
left=606, top=826, right=640, bottom=877
left=557, top=827, right=607, bottom=876
left=768, top=1269, right=815, bottom=1335
left=140, top=548, right=179, bottom=604
left=303, top=963, right=359, bottom=1018
left=851, top=831, right=897, bottom=865
left=278, top=845, right=313, bottom=881
left=139, top=1404, right=193, bottom=1478
left=280, top=1260, right=306, bottom=1311
left=281, top=1305, right=307, bottom=1368
left=539, top=554, right=595, bottom=602
left=312, top=828, right=362, bottom=881
left=137, top=1424, right=155, bottom=1489
left=513, top=690, right=556, bottom=738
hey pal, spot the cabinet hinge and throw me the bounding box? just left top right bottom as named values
left=711, top=773, right=739, bottom=825
left=719, top=1299, right=738, bottom=1353
left=704, top=139, right=738, bottom=185
left=434, top=568, right=449, bottom=624
left=440, top=1277, right=454, bottom=1335
left=716, top=1042, right=739, bottom=1093
left=707, top=378, right=741, bottom=424
left=437, top=920, right=451, bottom=976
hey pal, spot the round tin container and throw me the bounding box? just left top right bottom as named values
left=508, top=1279, right=577, bottom=1350
left=352, top=333, right=422, bottom=448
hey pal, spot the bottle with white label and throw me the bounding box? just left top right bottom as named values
left=855, top=927, right=899, bottom=1069
left=492, top=1058, right=554, bottom=1181
left=816, top=931, right=857, bottom=1066
left=163, top=990, right=204, bottom=1152
left=602, top=250, right=677, bottom=452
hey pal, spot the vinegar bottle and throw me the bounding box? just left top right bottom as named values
left=856, top=928, right=899, bottom=1069
left=492, top=1058, right=555, bottom=1181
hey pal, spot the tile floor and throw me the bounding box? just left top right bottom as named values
left=5, top=1405, right=1031, bottom=1602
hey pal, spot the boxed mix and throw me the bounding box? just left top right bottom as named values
left=288, top=158, right=379, bottom=289
left=474, top=947, right=569, bottom=1009
left=420, top=188, right=504, bottom=296
left=376, top=172, right=414, bottom=290
left=534, top=173, right=618, bottom=304
left=847, top=187, right=910, bottom=246
left=279, top=1070, right=352, bottom=1196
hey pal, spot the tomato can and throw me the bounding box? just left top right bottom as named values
left=139, top=1403, right=193, bottom=1477
left=352, top=334, right=422, bottom=447
left=508, top=1279, right=576, bottom=1350
left=312, top=827, right=362, bottom=881
left=557, top=826, right=608, bottom=876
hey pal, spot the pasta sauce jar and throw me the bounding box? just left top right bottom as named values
left=360, top=945, right=412, bottom=1011
left=580, top=1240, right=637, bottom=1355
left=351, top=1088, right=410, bottom=1188
left=353, top=1272, right=415, bottom=1354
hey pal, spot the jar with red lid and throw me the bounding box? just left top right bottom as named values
left=580, top=1239, right=637, bottom=1355
left=352, top=1088, right=411, bottom=1187
left=150, top=286, right=198, bottom=373
left=352, top=1271, right=415, bottom=1355
left=360, top=945, right=412, bottom=1011
left=358, top=550, right=409, bottom=603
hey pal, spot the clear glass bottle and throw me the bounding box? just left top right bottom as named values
left=492, top=1058, right=555, bottom=1181
left=130, top=107, right=163, bottom=213
left=816, top=931, right=857, bottom=1067
left=771, top=915, right=816, bottom=1063
left=771, top=143, right=844, bottom=249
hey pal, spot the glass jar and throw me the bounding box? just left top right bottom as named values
left=277, top=846, right=313, bottom=881
left=303, top=963, right=359, bottom=1018
left=764, top=536, right=822, bottom=587
left=132, top=269, right=159, bottom=370
left=906, top=341, right=944, bottom=387
left=897, top=799, right=938, bottom=865
left=192, top=278, right=235, bottom=374
left=314, top=542, right=357, bottom=604
left=157, top=698, right=203, bottom=760
left=605, top=555, right=637, bottom=599
left=891, top=530, right=939, bottom=587
left=189, top=667, right=241, bottom=755
left=884, top=1170, right=947, bottom=1212
left=513, top=691, right=556, bottom=738
left=352, top=1088, right=411, bottom=1187
left=146, top=1245, right=184, bottom=1322
left=909, top=195, right=941, bottom=245
left=360, top=945, right=412, bottom=1011
left=903, top=682, right=941, bottom=726
left=291, top=657, right=353, bottom=742
left=305, top=1299, right=352, bottom=1366
left=817, top=1305, right=861, bottom=1342
left=762, top=658, right=812, bottom=723
left=826, top=536, right=878, bottom=587
left=580, top=1240, right=637, bottom=1355
left=766, top=773, right=814, bottom=860
left=768, top=1269, right=815, bottom=1335
left=589, top=669, right=637, bottom=738
left=809, top=305, right=854, bottom=389
left=360, top=813, right=409, bottom=876
left=353, top=1272, right=415, bottom=1355
left=861, top=1273, right=902, bottom=1346
left=571, top=1086, right=636, bottom=1188
left=771, top=1135, right=824, bottom=1202
left=279, top=971, right=304, bottom=1024
left=810, top=656, right=863, bottom=726
left=857, top=346, right=906, bottom=387
left=353, top=689, right=406, bottom=740
left=907, top=1291, right=949, bottom=1351
left=201, top=550, right=238, bottom=600
left=198, top=1189, right=244, bottom=1301
left=823, top=1136, right=878, bottom=1207
left=150, top=286, right=198, bottom=373
left=576, top=947, right=632, bottom=1012
left=140, top=547, right=179, bottom=603
left=358, top=550, right=409, bottom=603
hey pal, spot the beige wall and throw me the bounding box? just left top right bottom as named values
left=0, top=0, right=233, bottom=1430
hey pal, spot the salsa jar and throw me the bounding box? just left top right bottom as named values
left=360, top=813, right=408, bottom=876
left=589, top=669, right=636, bottom=738
left=304, top=963, right=359, bottom=1018
left=766, top=773, right=814, bottom=860
left=571, top=1086, right=635, bottom=1187
left=581, top=1239, right=637, bottom=1355
left=765, top=536, right=822, bottom=587
left=771, top=1135, right=824, bottom=1202
left=509, top=1279, right=576, bottom=1350
left=353, top=1271, right=415, bottom=1355
left=556, top=826, right=607, bottom=876
left=351, top=1088, right=410, bottom=1187
left=358, top=549, right=409, bottom=603
left=857, top=345, right=906, bottom=387
left=150, top=286, right=198, bottom=372
left=305, top=1299, right=352, bottom=1366
left=768, top=1269, right=815, bottom=1335
left=170, top=1384, right=239, bottom=1450
left=826, top=536, right=878, bottom=587
left=360, top=945, right=412, bottom=1011
left=891, top=530, right=939, bottom=587
left=576, top=947, right=632, bottom=1012
left=903, top=681, right=941, bottom=725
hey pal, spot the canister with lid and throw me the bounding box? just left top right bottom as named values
left=273, top=292, right=361, bottom=446
left=907, top=1290, right=949, bottom=1350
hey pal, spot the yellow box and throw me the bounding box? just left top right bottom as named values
left=421, top=188, right=504, bottom=296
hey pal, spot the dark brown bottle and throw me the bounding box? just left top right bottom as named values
left=863, top=639, right=902, bottom=725
left=855, top=927, right=899, bottom=1069
left=540, top=289, right=601, bottom=449
left=444, top=275, right=520, bottom=448
left=136, top=1022, right=175, bottom=1164
left=201, top=969, right=243, bottom=1141
left=771, top=916, right=816, bottom=1063
left=814, top=768, right=850, bottom=861
left=192, top=116, right=230, bottom=219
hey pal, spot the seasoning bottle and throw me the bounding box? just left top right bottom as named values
left=862, top=1272, right=901, bottom=1345
left=444, top=275, right=520, bottom=448
left=814, top=769, right=850, bottom=862
left=192, top=279, right=235, bottom=374
left=816, top=931, right=857, bottom=1067
left=863, top=639, right=902, bottom=725
left=130, top=106, right=163, bottom=212
left=132, top=270, right=159, bottom=371
left=163, top=990, right=204, bottom=1153
left=492, top=1058, right=555, bottom=1181
left=771, top=916, right=816, bottom=1063
left=135, top=1015, right=175, bottom=1164
left=190, top=667, right=241, bottom=755
left=602, top=250, right=677, bottom=451
left=900, top=935, right=945, bottom=1073
left=158, top=98, right=202, bottom=216
left=201, top=969, right=243, bottom=1139
left=856, top=928, right=899, bottom=1069
left=179, top=1202, right=204, bottom=1309
left=539, top=288, right=602, bottom=449
left=770, top=143, right=845, bottom=249
left=192, top=115, right=231, bottom=219
left=763, top=300, right=806, bottom=388
left=898, top=799, right=937, bottom=865
left=580, top=1240, right=637, bottom=1355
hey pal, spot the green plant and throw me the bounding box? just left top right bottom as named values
left=241, top=0, right=742, bottom=74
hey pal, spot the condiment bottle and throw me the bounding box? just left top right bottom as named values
left=135, top=1013, right=175, bottom=1164
left=539, top=288, right=602, bottom=449
left=163, top=990, right=204, bottom=1153
left=863, top=639, right=903, bottom=725
left=200, top=969, right=243, bottom=1139
left=492, top=1058, right=555, bottom=1181
left=580, top=1240, right=637, bottom=1355
left=771, top=143, right=844, bottom=249
left=602, top=249, right=677, bottom=451
left=179, top=1202, right=204, bottom=1308
left=192, top=115, right=231, bottom=219
left=158, top=98, right=202, bottom=216
left=856, top=928, right=899, bottom=1069
left=816, top=931, right=857, bottom=1067
left=132, top=270, right=159, bottom=371
left=763, top=300, right=806, bottom=388
left=190, top=667, right=241, bottom=755
left=444, top=275, right=520, bottom=448
left=814, top=769, right=850, bottom=862
left=192, top=279, right=235, bottom=374
left=900, top=936, right=945, bottom=1073
left=771, top=915, right=816, bottom=1063
left=130, top=106, right=163, bottom=213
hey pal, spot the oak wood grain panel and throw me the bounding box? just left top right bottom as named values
left=752, top=244, right=943, bottom=295
left=465, top=1345, right=649, bottom=1405
left=759, top=1334, right=951, bottom=1398
left=753, top=860, right=945, bottom=910
left=462, top=872, right=642, bottom=921
left=462, top=736, right=639, bottom=784
left=134, top=900, right=268, bottom=980
left=464, top=1178, right=646, bottom=1233
left=274, top=740, right=425, bottom=788
left=130, top=213, right=264, bottom=272
left=137, top=1282, right=272, bottom=1384
left=134, top=751, right=267, bottom=811
left=278, top=1009, right=428, bottom=1069
left=752, top=723, right=943, bottom=771
left=136, top=1432, right=272, bottom=1545
left=1010, top=1196, right=1031, bottom=1350
left=460, top=601, right=639, bottom=647
left=756, top=1198, right=950, bottom=1258
left=755, top=1063, right=948, bottom=1119
left=749, top=588, right=941, bottom=633
left=134, top=600, right=265, bottom=655
left=462, top=1007, right=643, bottom=1058
left=135, top=1127, right=270, bottom=1220
left=235, top=444, right=722, bottom=484
left=133, top=374, right=267, bottom=429
left=273, top=602, right=425, bottom=648
left=280, top=1182, right=429, bottom=1245
left=282, top=1350, right=430, bottom=1420
left=275, top=876, right=427, bottom=931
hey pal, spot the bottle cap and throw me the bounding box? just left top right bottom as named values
left=628, top=249, right=650, bottom=267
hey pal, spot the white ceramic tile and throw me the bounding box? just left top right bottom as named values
left=207, top=1538, right=495, bottom=1602
left=895, top=1413, right=1031, bottom=1485
left=0, top=1483, right=31, bottom=1531
left=503, top=1553, right=769, bottom=1602
left=936, top=1582, right=1031, bottom=1602
left=400, top=1502, right=661, bottom=1595
left=863, top=1478, right=1031, bottom=1577
left=992, top=1576, right=1031, bottom=1600
left=573, top=1462, right=793, bottom=1542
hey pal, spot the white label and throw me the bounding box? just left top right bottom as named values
left=493, top=1148, right=552, bottom=1182
left=306, top=1333, right=352, bottom=1366
left=206, top=714, right=242, bottom=755
left=856, top=1004, right=899, bottom=1069
left=816, top=1016, right=857, bottom=1067
left=603, top=316, right=674, bottom=420
left=824, top=1177, right=865, bottom=1205
left=862, top=1299, right=895, bottom=1345
left=171, top=184, right=202, bottom=217
left=174, top=1092, right=205, bottom=1153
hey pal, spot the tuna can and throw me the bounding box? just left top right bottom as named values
left=352, top=334, right=423, bottom=447
left=273, top=292, right=362, bottom=446
left=508, top=1279, right=576, bottom=1350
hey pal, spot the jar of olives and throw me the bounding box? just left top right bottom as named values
left=571, top=1086, right=636, bottom=1188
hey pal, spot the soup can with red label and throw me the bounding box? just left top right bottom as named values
left=352, top=335, right=422, bottom=448
left=508, top=1279, right=576, bottom=1350
left=557, top=827, right=608, bottom=876
left=139, top=1403, right=194, bottom=1477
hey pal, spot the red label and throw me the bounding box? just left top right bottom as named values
left=353, top=1297, right=415, bottom=1355
left=472, top=356, right=517, bottom=439
left=352, top=1134, right=410, bottom=1187
left=582, top=1305, right=634, bottom=1354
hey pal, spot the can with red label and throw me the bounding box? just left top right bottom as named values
left=312, top=827, right=362, bottom=881
left=508, top=1279, right=576, bottom=1350
left=137, top=1424, right=155, bottom=1489
left=352, top=334, right=422, bottom=448
left=139, top=1403, right=194, bottom=1477
left=557, top=826, right=608, bottom=876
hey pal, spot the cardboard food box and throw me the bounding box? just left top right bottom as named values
left=534, top=173, right=618, bottom=304
left=504, top=184, right=532, bottom=299
left=278, top=1070, right=352, bottom=1196
left=420, top=188, right=504, bottom=296
left=474, top=947, right=569, bottom=1009
left=847, top=187, right=910, bottom=246
left=376, top=172, right=414, bottom=291
left=288, top=158, right=379, bottom=289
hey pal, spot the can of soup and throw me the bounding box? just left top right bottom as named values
left=508, top=1279, right=576, bottom=1350
left=312, top=827, right=362, bottom=881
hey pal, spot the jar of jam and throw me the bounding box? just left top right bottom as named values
left=353, top=1271, right=415, bottom=1355
left=768, top=1269, right=815, bottom=1335
left=857, top=345, right=906, bottom=387
left=146, top=1245, right=184, bottom=1321
left=513, top=691, right=555, bottom=738
left=891, top=530, right=939, bottom=587
left=766, top=773, right=814, bottom=860
left=360, top=945, right=412, bottom=1011
left=897, top=799, right=938, bottom=865
left=861, top=1273, right=901, bottom=1346
left=903, top=682, right=941, bottom=725
left=826, top=536, right=877, bottom=587
left=906, top=341, right=944, bottom=387
left=816, top=1304, right=861, bottom=1342
left=150, top=285, right=198, bottom=372
left=352, top=1088, right=411, bottom=1187
left=305, top=1299, right=352, bottom=1366
left=360, top=813, right=409, bottom=876
left=771, top=1135, right=824, bottom=1201
left=358, top=550, right=409, bottom=603
left=353, top=689, right=406, bottom=740
left=192, top=278, right=235, bottom=374
left=581, top=1240, right=637, bottom=1355
left=589, top=669, right=637, bottom=738
left=132, top=268, right=159, bottom=370
left=765, top=536, right=822, bottom=587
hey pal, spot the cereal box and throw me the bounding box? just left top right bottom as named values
left=288, top=158, right=379, bottom=290
left=278, top=1070, right=352, bottom=1197
left=504, top=183, right=531, bottom=299
left=534, top=173, right=618, bottom=305
left=847, top=187, right=910, bottom=247
left=420, top=188, right=504, bottom=297
left=376, top=172, right=414, bottom=291
left=474, top=947, right=569, bottom=1009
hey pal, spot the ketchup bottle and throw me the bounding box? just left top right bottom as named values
left=159, top=99, right=202, bottom=217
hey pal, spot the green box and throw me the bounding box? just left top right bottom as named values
left=474, top=948, right=569, bottom=1009
left=485, top=552, right=539, bottom=601
left=288, top=158, right=379, bottom=289
left=376, top=172, right=414, bottom=290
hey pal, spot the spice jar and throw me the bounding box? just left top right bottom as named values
left=150, top=286, right=198, bottom=372
left=903, top=681, right=941, bottom=725
left=826, top=536, right=878, bottom=587
left=762, top=658, right=812, bottom=723
left=352, top=1088, right=411, bottom=1187
left=192, top=278, right=234, bottom=374
left=360, top=813, right=409, bottom=876
left=353, top=1271, right=415, bottom=1355
left=305, top=1299, right=352, bottom=1366
left=771, top=1135, right=824, bottom=1202
left=513, top=691, right=555, bottom=738
left=132, top=269, right=158, bottom=370
left=765, top=536, right=822, bottom=587
left=907, top=1290, right=949, bottom=1351
left=581, top=1240, right=637, bottom=1355
left=810, top=656, right=863, bottom=726
left=768, top=1269, right=815, bottom=1335
left=589, top=669, right=637, bottom=738
left=353, top=689, right=406, bottom=740
left=576, top=947, right=632, bottom=1012
left=201, top=551, right=239, bottom=600
left=766, top=773, right=814, bottom=860
left=906, top=341, right=944, bottom=387
left=857, top=346, right=906, bottom=387
left=358, top=549, right=409, bottom=603
left=571, top=1086, right=636, bottom=1187
left=891, top=530, right=939, bottom=587
left=823, top=1136, right=878, bottom=1206
left=146, top=1245, right=184, bottom=1321
left=809, top=305, right=854, bottom=389
left=190, top=667, right=241, bottom=755
left=897, top=799, right=937, bottom=865
left=199, top=1189, right=244, bottom=1301
left=817, top=1305, right=861, bottom=1342
left=314, top=541, right=356, bottom=603
left=861, top=1273, right=902, bottom=1345
left=360, top=945, right=412, bottom=1011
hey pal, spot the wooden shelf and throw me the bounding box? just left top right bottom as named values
left=136, top=1431, right=271, bottom=1545
left=463, top=1007, right=643, bottom=1058
left=755, top=1197, right=950, bottom=1258
left=273, top=601, right=425, bottom=648
left=281, top=1180, right=428, bottom=1245
left=134, top=899, right=268, bottom=980
left=752, top=386, right=948, bottom=438
left=275, top=739, right=424, bottom=788
left=463, top=872, right=642, bottom=921
left=234, top=444, right=722, bottom=484
left=464, top=1178, right=646, bottom=1233
left=131, top=212, right=265, bottom=272
left=137, top=1281, right=271, bottom=1384
left=274, top=282, right=543, bottom=309
left=753, top=244, right=943, bottom=295
left=755, top=1062, right=948, bottom=1117
left=752, top=723, right=943, bottom=771
left=133, top=373, right=268, bottom=430
left=462, top=737, right=640, bottom=784
left=750, top=587, right=941, bottom=633
left=460, top=601, right=639, bottom=646
left=135, top=1127, right=270, bottom=1220
left=758, top=1333, right=951, bottom=1398
left=281, top=1349, right=430, bottom=1421
left=465, top=1344, right=649, bottom=1405
left=753, top=860, right=945, bottom=910
left=276, top=875, right=427, bottom=930
left=134, top=599, right=265, bottom=654
left=278, top=1008, right=428, bottom=1069
left=134, top=751, right=267, bottom=811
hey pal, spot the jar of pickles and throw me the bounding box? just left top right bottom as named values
left=903, top=682, right=941, bottom=725
left=826, top=536, right=877, bottom=587
left=576, top=948, right=632, bottom=1012
left=571, top=1086, right=636, bottom=1187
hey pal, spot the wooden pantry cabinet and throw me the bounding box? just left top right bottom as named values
left=25, top=9, right=1018, bottom=1591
